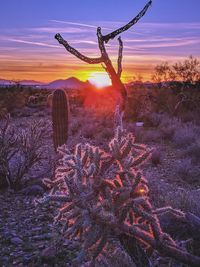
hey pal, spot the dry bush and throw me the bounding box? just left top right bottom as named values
left=143, top=57, right=200, bottom=120
left=175, top=158, right=199, bottom=184
left=142, top=129, right=162, bottom=143
left=143, top=112, right=163, bottom=127
left=154, top=186, right=200, bottom=218
left=172, top=123, right=198, bottom=148
left=151, top=87, right=178, bottom=114
left=0, top=116, right=53, bottom=190
left=158, top=115, right=181, bottom=141
left=151, top=148, right=162, bottom=166
left=183, top=142, right=200, bottom=164
left=0, top=105, right=8, bottom=119
left=125, top=87, right=153, bottom=121
left=0, top=86, right=29, bottom=113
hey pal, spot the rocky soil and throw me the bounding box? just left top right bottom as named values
left=0, top=192, right=79, bottom=267
left=1, top=107, right=200, bottom=266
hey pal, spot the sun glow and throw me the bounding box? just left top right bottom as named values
left=88, top=72, right=112, bottom=88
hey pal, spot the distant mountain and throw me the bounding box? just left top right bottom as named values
left=0, top=77, right=91, bottom=89
left=0, top=79, right=43, bottom=87
left=20, top=80, right=44, bottom=86
left=44, top=77, right=91, bottom=89
left=127, top=80, right=154, bottom=88
left=0, top=79, right=15, bottom=86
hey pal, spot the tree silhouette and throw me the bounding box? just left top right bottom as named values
left=55, top=0, right=152, bottom=126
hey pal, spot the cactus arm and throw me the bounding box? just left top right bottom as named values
left=55, top=33, right=103, bottom=64
left=117, top=37, right=123, bottom=78
left=102, top=0, right=152, bottom=43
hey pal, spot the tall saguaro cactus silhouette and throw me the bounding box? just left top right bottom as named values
left=52, top=89, right=69, bottom=151
left=55, top=1, right=152, bottom=126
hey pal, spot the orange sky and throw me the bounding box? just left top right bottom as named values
left=1, top=11, right=200, bottom=83
left=0, top=52, right=191, bottom=83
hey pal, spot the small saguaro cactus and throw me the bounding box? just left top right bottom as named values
left=52, top=89, right=69, bottom=151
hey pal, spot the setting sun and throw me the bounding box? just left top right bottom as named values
left=88, top=72, right=112, bottom=88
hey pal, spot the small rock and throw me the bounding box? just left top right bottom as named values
left=20, top=185, right=44, bottom=196
left=23, top=255, right=32, bottom=265
left=63, top=240, right=72, bottom=248
left=41, top=246, right=56, bottom=262
left=10, top=237, right=23, bottom=245
left=33, top=233, right=52, bottom=241
left=31, top=226, right=42, bottom=232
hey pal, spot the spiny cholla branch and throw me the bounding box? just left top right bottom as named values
left=55, top=33, right=103, bottom=64
left=39, top=127, right=200, bottom=266
left=117, top=37, right=123, bottom=78
left=102, top=0, right=152, bottom=43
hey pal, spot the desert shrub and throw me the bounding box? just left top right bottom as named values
left=0, top=116, right=53, bottom=190
left=125, top=122, right=136, bottom=133
left=82, top=123, right=98, bottom=139
left=70, top=120, right=82, bottom=135
left=173, top=123, right=197, bottom=148
left=183, top=142, right=200, bottom=163
left=100, top=127, right=113, bottom=139
left=151, top=87, right=178, bottom=114
left=0, top=105, right=8, bottom=119
left=143, top=112, right=163, bottom=127
left=176, top=159, right=193, bottom=180
left=152, top=56, right=200, bottom=115
left=132, top=126, right=145, bottom=143
left=38, top=127, right=200, bottom=266
left=158, top=115, right=181, bottom=140
left=180, top=111, right=199, bottom=123
left=142, top=129, right=162, bottom=143
left=175, top=158, right=199, bottom=184
left=125, top=87, right=153, bottom=121
left=83, top=86, right=118, bottom=112
left=151, top=148, right=162, bottom=166
left=159, top=188, right=200, bottom=217
left=95, top=109, right=114, bottom=129
left=0, top=86, right=29, bottom=113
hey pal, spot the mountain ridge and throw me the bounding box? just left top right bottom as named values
left=0, top=77, right=91, bottom=89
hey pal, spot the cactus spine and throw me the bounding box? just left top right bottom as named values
left=52, top=89, right=69, bottom=151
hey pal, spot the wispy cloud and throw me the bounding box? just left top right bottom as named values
left=50, top=20, right=98, bottom=29
left=123, top=38, right=200, bottom=50
left=50, top=20, right=112, bottom=31
left=6, top=38, right=60, bottom=48
left=32, top=27, right=89, bottom=34
left=1, top=20, right=200, bottom=82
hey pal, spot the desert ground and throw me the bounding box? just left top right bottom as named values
left=0, top=83, right=200, bottom=266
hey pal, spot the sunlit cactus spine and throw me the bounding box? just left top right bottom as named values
left=52, top=89, right=69, bottom=151
left=39, top=126, right=200, bottom=266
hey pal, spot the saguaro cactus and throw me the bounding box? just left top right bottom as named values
left=52, top=89, right=69, bottom=151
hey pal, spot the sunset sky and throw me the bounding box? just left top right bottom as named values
left=1, top=0, right=200, bottom=83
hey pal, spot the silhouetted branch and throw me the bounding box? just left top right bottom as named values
left=97, top=27, right=127, bottom=112
left=117, top=37, right=123, bottom=78
left=54, top=1, right=152, bottom=116
left=55, top=33, right=103, bottom=64
left=102, top=0, right=152, bottom=43
left=97, top=27, right=118, bottom=83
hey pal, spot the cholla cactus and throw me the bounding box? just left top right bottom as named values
left=41, top=127, right=200, bottom=266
